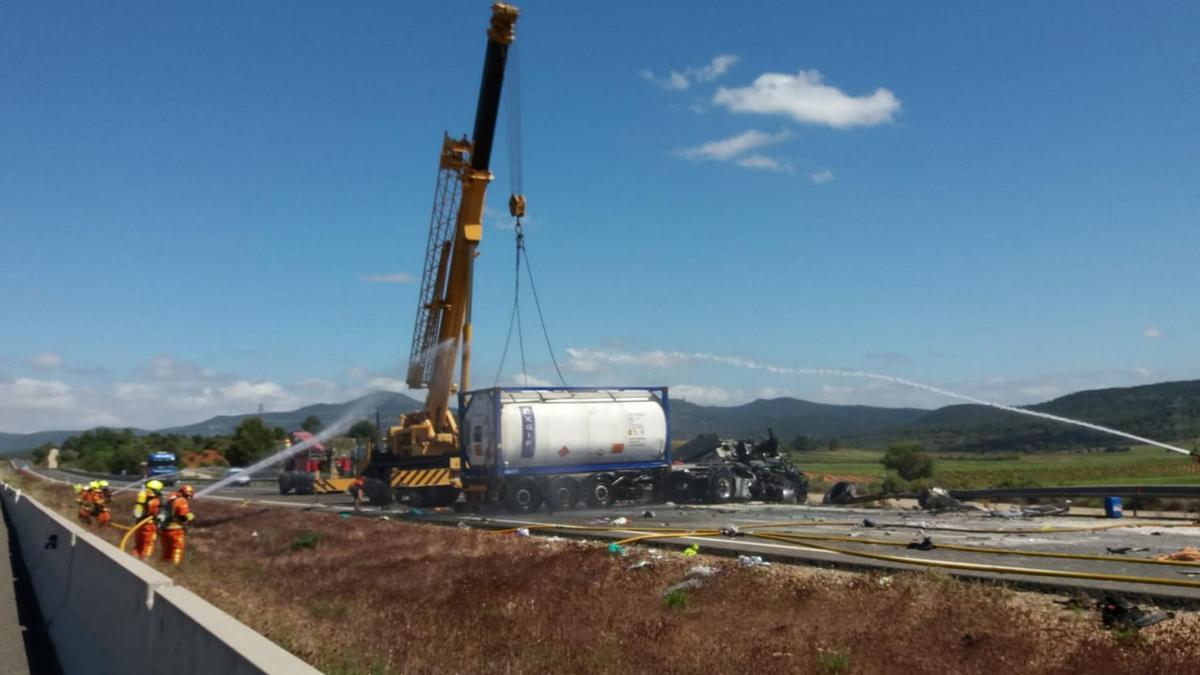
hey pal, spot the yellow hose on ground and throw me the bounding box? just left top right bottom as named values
left=748, top=530, right=1200, bottom=590
left=755, top=530, right=1200, bottom=568
left=119, top=517, right=153, bottom=552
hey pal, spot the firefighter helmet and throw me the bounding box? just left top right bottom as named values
left=178, top=485, right=195, bottom=498
left=146, top=480, right=164, bottom=492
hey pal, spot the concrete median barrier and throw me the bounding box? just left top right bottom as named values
left=0, top=481, right=319, bottom=675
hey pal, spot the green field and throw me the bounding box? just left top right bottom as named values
left=792, top=445, right=1200, bottom=490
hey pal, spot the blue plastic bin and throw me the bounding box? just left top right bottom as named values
left=1104, top=496, right=1123, bottom=518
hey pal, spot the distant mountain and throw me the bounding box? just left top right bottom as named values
left=670, top=397, right=928, bottom=441
left=895, top=379, right=1200, bottom=452
left=0, top=430, right=80, bottom=456
left=157, top=391, right=424, bottom=437
left=3, top=380, right=1198, bottom=457
left=0, top=392, right=423, bottom=455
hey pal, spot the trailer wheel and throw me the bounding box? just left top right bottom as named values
left=505, top=480, right=543, bottom=513
left=546, top=478, right=579, bottom=511
left=364, top=477, right=391, bottom=505
left=708, top=470, right=735, bottom=503
left=666, top=472, right=694, bottom=502
left=584, top=477, right=615, bottom=508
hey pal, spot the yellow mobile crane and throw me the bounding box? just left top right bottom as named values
left=361, top=3, right=522, bottom=507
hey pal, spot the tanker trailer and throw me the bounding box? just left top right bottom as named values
left=458, top=387, right=670, bottom=512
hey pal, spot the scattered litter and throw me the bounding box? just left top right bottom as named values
left=514, top=528, right=531, bottom=537
left=627, top=560, right=654, bottom=571
left=457, top=521, right=471, bottom=530
left=848, top=532, right=862, bottom=538
left=687, top=564, right=718, bottom=578
left=1155, top=547, right=1200, bottom=562
left=379, top=516, right=391, bottom=521
left=823, top=481, right=861, bottom=505
left=876, top=575, right=893, bottom=588
left=250, top=531, right=258, bottom=538
left=862, top=518, right=876, bottom=528
left=906, top=537, right=936, bottom=551
left=919, top=487, right=984, bottom=513
left=1151, top=531, right=1164, bottom=536
left=720, top=524, right=743, bottom=537
left=338, top=512, right=352, bottom=519
left=608, top=543, right=628, bottom=556
left=1099, top=594, right=1174, bottom=630
left=1177, top=570, right=1200, bottom=577
left=662, top=578, right=704, bottom=597
left=408, top=507, right=425, bottom=516
left=543, top=536, right=566, bottom=543
left=681, top=544, right=700, bottom=557
left=737, top=555, right=771, bottom=568
left=664, top=501, right=677, bottom=507
left=1106, top=546, right=1150, bottom=555
left=611, top=517, right=629, bottom=525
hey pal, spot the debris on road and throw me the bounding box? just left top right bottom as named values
left=681, top=543, right=700, bottom=557
left=738, top=555, right=771, bottom=568
left=919, top=487, right=982, bottom=513
left=662, top=578, right=704, bottom=597
left=823, top=481, right=861, bottom=505
left=1105, top=546, right=1149, bottom=555
left=627, top=560, right=654, bottom=571
left=515, top=527, right=530, bottom=537
left=720, top=524, right=743, bottom=537
left=642, top=510, right=655, bottom=518
left=607, top=543, right=628, bottom=556
left=906, top=537, right=936, bottom=551
left=1155, top=547, right=1200, bottom=562
left=862, top=518, right=876, bottom=528
left=1098, top=594, right=1174, bottom=630
left=687, top=564, right=718, bottom=578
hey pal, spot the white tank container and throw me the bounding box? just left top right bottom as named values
left=460, top=387, right=669, bottom=477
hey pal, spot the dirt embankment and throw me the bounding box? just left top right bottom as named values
left=11, top=475, right=1200, bottom=674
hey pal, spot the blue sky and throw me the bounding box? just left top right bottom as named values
left=2, top=1, right=1197, bottom=432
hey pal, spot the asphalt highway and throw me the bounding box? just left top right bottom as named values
left=24, top=465, right=1200, bottom=604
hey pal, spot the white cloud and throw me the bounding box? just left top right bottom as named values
left=641, top=54, right=740, bottom=91
left=508, top=374, right=553, bottom=387
left=0, top=378, right=73, bottom=410
left=735, top=154, right=792, bottom=172
left=810, top=168, right=835, bottom=184
left=29, top=352, right=64, bottom=370
left=640, top=68, right=689, bottom=91
left=677, top=128, right=792, bottom=162
left=564, top=347, right=685, bottom=373
left=672, top=384, right=741, bottom=405
left=1132, top=367, right=1151, bottom=377
left=714, top=69, right=900, bottom=128
left=360, top=273, right=416, bottom=284
left=1144, top=327, right=1161, bottom=339
left=692, top=54, right=739, bottom=82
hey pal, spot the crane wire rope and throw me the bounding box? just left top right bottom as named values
left=493, top=39, right=568, bottom=387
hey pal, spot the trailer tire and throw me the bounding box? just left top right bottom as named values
left=505, top=480, right=543, bottom=513
left=666, top=472, right=694, bottom=502
left=708, top=470, right=735, bottom=503
left=545, top=478, right=579, bottom=511
left=584, top=477, right=615, bottom=508
left=364, top=477, right=391, bottom=505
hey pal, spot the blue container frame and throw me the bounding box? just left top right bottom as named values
left=457, top=386, right=671, bottom=480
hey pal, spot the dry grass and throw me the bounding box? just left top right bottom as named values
left=10, top=473, right=1200, bottom=674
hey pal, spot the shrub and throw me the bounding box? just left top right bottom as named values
left=878, top=473, right=910, bottom=495
left=292, top=530, right=326, bottom=551
left=663, top=589, right=690, bottom=609
left=817, top=648, right=851, bottom=674
left=881, top=442, right=935, bottom=481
